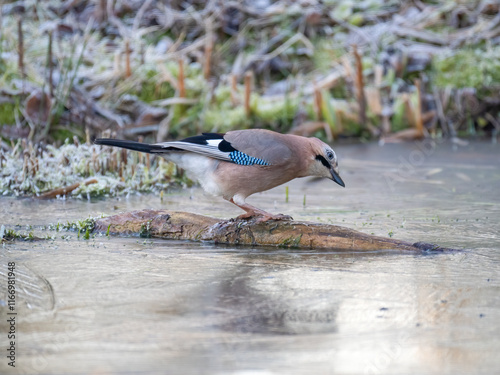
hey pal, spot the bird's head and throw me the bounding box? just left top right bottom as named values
left=306, top=138, right=345, bottom=187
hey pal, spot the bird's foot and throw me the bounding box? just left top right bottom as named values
left=236, top=213, right=293, bottom=222
left=229, top=198, right=293, bottom=222
left=235, top=212, right=256, bottom=221
left=258, top=213, right=293, bottom=222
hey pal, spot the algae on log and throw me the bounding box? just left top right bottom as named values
left=94, top=209, right=455, bottom=252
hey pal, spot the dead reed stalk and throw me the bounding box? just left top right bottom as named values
left=352, top=45, right=366, bottom=128
left=17, top=17, right=25, bottom=77
left=47, top=31, right=54, bottom=96
left=313, top=83, right=323, bottom=121
left=178, top=59, right=185, bottom=98
left=244, top=71, right=253, bottom=117
left=204, top=21, right=213, bottom=80
left=125, top=39, right=131, bottom=77
left=230, top=74, right=238, bottom=106
left=415, top=79, right=424, bottom=137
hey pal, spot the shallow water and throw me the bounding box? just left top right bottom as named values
left=1, top=140, right=499, bottom=374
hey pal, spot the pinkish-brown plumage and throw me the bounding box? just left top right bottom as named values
left=95, top=129, right=344, bottom=221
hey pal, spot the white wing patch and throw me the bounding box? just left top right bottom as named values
left=206, top=139, right=223, bottom=147
left=152, top=141, right=232, bottom=162
left=152, top=137, right=272, bottom=166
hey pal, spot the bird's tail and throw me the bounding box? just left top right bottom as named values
left=94, top=138, right=166, bottom=154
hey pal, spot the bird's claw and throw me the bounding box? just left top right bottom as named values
left=235, top=213, right=255, bottom=221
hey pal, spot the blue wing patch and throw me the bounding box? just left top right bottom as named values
left=229, top=151, right=270, bottom=166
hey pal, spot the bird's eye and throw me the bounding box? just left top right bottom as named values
left=327, top=151, right=334, bottom=160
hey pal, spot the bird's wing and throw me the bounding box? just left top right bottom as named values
left=222, top=129, right=293, bottom=165
left=155, top=131, right=291, bottom=166
left=154, top=133, right=233, bottom=162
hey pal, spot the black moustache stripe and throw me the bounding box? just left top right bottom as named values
left=315, top=154, right=330, bottom=169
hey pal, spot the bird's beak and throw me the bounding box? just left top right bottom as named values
left=330, top=168, right=345, bottom=187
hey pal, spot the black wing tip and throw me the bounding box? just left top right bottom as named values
left=93, top=138, right=107, bottom=145
left=94, top=138, right=163, bottom=153
left=94, top=138, right=127, bottom=146
left=93, top=138, right=116, bottom=146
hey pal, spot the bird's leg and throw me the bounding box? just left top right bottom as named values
left=228, top=197, right=292, bottom=222
left=230, top=199, right=274, bottom=220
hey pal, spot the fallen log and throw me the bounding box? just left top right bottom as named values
left=94, top=209, right=456, bottom=252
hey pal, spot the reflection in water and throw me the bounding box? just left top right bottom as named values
left=216, top=265, right=339, bottom=335
left=0, top=141, right=499, bottom=374
left=213, top=250, right=420, bottom=336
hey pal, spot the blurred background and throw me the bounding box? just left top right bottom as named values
left=1, top=0, right=499, bottom=197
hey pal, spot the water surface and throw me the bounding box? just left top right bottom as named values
left=1, top=140, right=499, bottom=374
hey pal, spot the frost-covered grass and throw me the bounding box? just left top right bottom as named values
left=0, top=140, right=189, bottom=198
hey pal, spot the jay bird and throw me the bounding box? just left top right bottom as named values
left=95, top=129, right=345, bottom=221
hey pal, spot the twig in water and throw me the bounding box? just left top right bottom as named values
left=37, top=179, right=98, bottom=199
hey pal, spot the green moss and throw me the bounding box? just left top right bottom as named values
left=0, top=59, right=21, bottom=87
left=348, top=13, right=364, bottom=26
left=391, top=95, right=407, bottom=132
left=280, top=234, right=303, bottom=248
left=342, top=118, right=363, bottom=136
left=213, top=85, right=232, bottom=106
left=252, top=95, right=298, bottom=126
left=320, top=96, right=363, bottom=136
left=205, top=106, right=247, bottom=132
left=331, top=1, right=355, bottom=20
left=312, top=39, right=346, bottom=72
left=433, top=46, right=500, bottom=90
left=135, top=70, right=175, bottom=103
left=0, top=102, right=20, bottom=126
left=51, top=128, right=79, bottom=144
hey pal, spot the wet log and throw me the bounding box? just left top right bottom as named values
left=94, top=209, right=455, bottom=252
